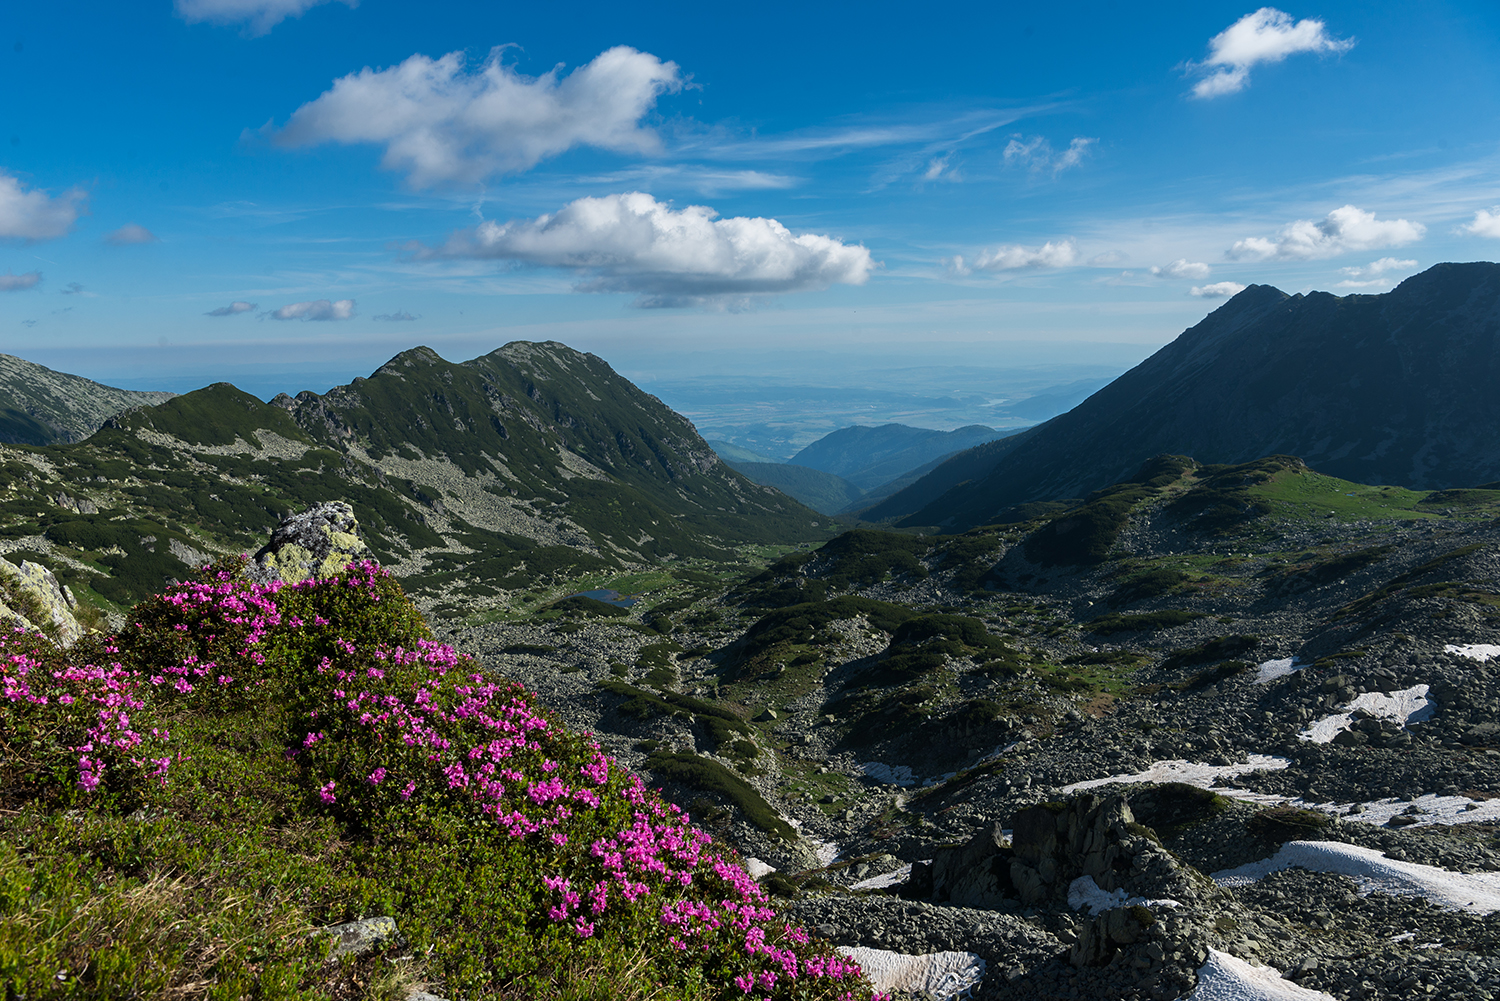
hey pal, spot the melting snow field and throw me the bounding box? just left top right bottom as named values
left=837, top=946, right=985, bottom=998
left=1298, top=684, right=1434, bottom=744
left=1213, top=841, right=1500, bottom=914
left=850, top=863, right=917, bottom=891
left=862, top=761, right=918, bottom=787
left=1256, top=657, right=1306, bottom=684
left=1066, top=875, right=1181, bottom=915
left=1448, top=643, right=1500, bottom=662
left=1060, top=755, right=1292, bottom=794
left=1184, top=950, right=1335, bottom=1001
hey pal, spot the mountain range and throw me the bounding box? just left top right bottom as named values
left=0, top=341, right=825, bottom=618
left=0, top=353, right=175, bottom=446
left=8, top=263, right=1500, bottom=1000
left=865, top=262, right=1500, bottom=529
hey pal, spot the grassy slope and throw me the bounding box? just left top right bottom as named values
left=0, top=560, right=876, bottom=1001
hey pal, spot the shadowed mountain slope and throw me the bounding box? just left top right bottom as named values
left=789, top=422, right=1010, bottom=489
left=0, top=353, right=175, bottom=445
left=866, top=262, right=1500, bottom=530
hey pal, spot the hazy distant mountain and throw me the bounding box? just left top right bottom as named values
left=789, top=423, right=1011, bottom=489
left=868, top=262, right=1500, bottom=529
left=724, top=461, right=865, bottom=515
left=0, top=353, right=175, bottom=445
left=707, top=439, right=785, bottom=464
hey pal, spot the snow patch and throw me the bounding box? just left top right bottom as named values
left=1066, top=875, right=1182, bottom=915
left=1060, top=755, right=1291, bottom=794
left=1256, top=657, right=1305, bottom=684
left=850, top=862, right=917, bottom=892
left=838, top=945, right=985, bottom=998
left=1185, top=949, right=1336, bottom=1001
left=1213, top=840, right=1500, bottom=914
left=1447, top=643, right=1500, bottom=663
left=1298, top=684, right=1433, bottom=744
left=862, top=761, right=918, bottom=787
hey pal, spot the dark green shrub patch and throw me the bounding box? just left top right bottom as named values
left=1160, top=635, right=1261, bottom=671
left=644, top=751, right=796, bottom=841
left=1084, top=611, right=1206, bottom=635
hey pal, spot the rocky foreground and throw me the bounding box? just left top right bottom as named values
left=436, top=481, right=1500, bottom=1001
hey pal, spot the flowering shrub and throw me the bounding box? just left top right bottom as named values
left=0, top=558, right=883, bottom=1000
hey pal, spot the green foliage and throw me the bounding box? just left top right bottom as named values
left=547, top=595, right=630, bottom=618
left=871, top=613, right=1012, bottom=683
left=644, top=751, right=796, bottom=841
left=1246, top=805, right=1333, bottom=844
left=0, top=560, right=872, bottom=1000
left=1025, top=456, right=1196, bottom=566
left=1266, top=545, right=1393, bottom=595
left=1084, top=610, right=1206, bottom=635
left=1338, top=543, right=1491, bottom=618
left=113, top=382, right=312, bottom=449
left=1165, top=456, right=1299, bottom=534
left=1160, top=635, right=1260, bottom=671
left=1111, top=567, right=1190, bottom=605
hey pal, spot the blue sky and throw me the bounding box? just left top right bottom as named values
left=4, top=1, right=1500, bottom=406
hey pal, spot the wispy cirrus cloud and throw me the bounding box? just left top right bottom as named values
left=174, top=0, right=356, bottom=37
left=1228, top=205, right=1423, bottom=260
left=1187, top=7, right=1354, bottom=99
left=270, top=298, right=355, bottom=320
left=0, top=271, right=41, bottom=292
left=1002, top=135, right=1096, bottom=175
left=948, top=239, right=1077, bottom=275
left=372, top=310, right=417, bottom=321
left=0, top=172, right=87, bottom=242
left=274, top=46, right=683, bottom=187
left=424, top=191, right=874, bottom=309
left=206, top=300, right=257, bottom=316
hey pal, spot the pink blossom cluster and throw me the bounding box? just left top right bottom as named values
left=0, top=561, right=883, bottom=1000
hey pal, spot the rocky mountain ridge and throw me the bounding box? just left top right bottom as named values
left=0, top=352, right=175, bottom=446
left=866, top=262, right=1500, bottom=529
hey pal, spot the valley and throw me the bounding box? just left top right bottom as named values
left=6, top=271, right=1500, bottom=1000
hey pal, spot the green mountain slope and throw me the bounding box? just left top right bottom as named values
left=725, top=460, right=866, bottom=515
left=0, top=342, right=829, bottom=618
left=789, top=422, right=1010, bottom=489
left=0, top=353, right=175, bottom=445
left=869, top=263, right=1500, bottom=530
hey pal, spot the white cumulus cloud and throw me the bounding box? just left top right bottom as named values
left=1151, top=259, right=1212, bottom=280
left=1002, top=136, right=1096, bottom=175
left=1189, top=7, right=1354, bottom=98
left=0, top=172, right=87, bottom=242
left=271, top=299, right=355, bottom=321
left=174, top=0, right=356, bottom=37
left=428, top=191, right=874, bottom=308
left=206, top=300, right=257, bottom=316
left=1229, top=205, right=1423, bottom=261
left=105, top=223, right=158, bottom=245
left=950, top=239, right=1077, bottom=275
left=1191, top=281, right=1247, bottom=298
left=0, top=271, right=40, bottom=292
left=276, top=46, right=683, bottom=188
left=1461, top=208, right=1500, bottom=239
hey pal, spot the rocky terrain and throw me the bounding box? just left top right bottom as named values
left=0, top=352, right=175, bottom=446
left=431, top=456, right=1500, bottom=1000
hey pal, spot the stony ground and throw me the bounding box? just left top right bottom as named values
left=434, top=497, right=1500, bottom=1001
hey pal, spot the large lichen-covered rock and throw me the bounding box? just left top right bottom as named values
left=249, top=502, right=370, bottom=586
left=0, top=558, right=83, bottom=647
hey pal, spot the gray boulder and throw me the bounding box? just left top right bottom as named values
left=249, top=501, right=370, bottom=586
